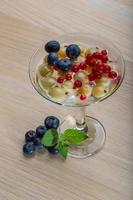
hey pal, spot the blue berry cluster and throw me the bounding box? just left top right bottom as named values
left=44, top=40, right=81, bottom=71
left=23, top=116, right=60, bottom=157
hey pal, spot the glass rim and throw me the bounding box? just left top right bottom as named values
left=29, top=32, right=125, bottom=107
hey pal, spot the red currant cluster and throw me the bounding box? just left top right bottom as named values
left=55, top=49, right=117, bottom=88
left=57, top=73, right=72, bottom=83
left=86, top=50, right=117, bottom=81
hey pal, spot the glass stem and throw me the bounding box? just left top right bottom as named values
left=75, top=107, right=88, bottom=134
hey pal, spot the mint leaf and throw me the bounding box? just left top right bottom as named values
left=63, top=129, right=88, bottom=144
left=41, top=129, right=58, bottom=147
left=58, top=142, right=68, bottom=160
left=59, top=133, right=66, bottom=142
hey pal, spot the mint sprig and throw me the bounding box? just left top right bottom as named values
left=41, top=128, right=88, bottom=160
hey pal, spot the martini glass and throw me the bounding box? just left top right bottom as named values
left=29, top=33, right=125, bottom=158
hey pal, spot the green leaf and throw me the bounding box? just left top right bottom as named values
left=58, top=142, right=68, bottom=160
left=59, top=133, right=66, bottom=142
left=41, top=129, right=58, bottom=147
left=63, top=129, right=88, bottom=144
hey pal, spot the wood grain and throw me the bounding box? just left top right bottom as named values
left=0, top=0, right=133, bottom=200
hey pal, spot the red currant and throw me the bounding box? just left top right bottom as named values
left=88, top=74, right=96, bottom=81
left=108, top=71, right=118, bottom=79
left=86, top=58, right=96, bottom=67
left=65, top=73, right=72, bottom=80
left=74, top=80, right=82, bottom=88
left=53, top=65, right=59, bottom=71
left=79, top=62, right=87, bottom=70
left=57, top=77, right=64, bottom=83
left=92, top=52, right=101, bottom=59
left=92, top=69, right=102, bottom=79
left=95, top=73, right=102, bottom=79
left=95, top=62, right=104, bottom=72
left=101, top=49, right=107, bottom=55
left=80, top=95, right=87, bottom=100
left=100, top=55, right=108, bottom=63
left=103, top=64, right=111, bottom=74
left=71, top=64, right=80, bottom=72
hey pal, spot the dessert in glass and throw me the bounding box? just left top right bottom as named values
left=29, top=33, right=125, bottom=158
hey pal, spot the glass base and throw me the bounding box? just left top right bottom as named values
left=59, top=115, right=106, bottom=159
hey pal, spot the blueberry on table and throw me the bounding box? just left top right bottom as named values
left=34, top=139, right=45, bottom=153
left=33, top=137, right=41, bottom=146
left=25, top=130, right=36, bottom=143
left=47, top=53, right=58, bottom=66
left=57, top=59, right=72, bottom=71
left=23, top=142, right=35, bottom=157
left=66, top=44, right=80, bottom=59
left=47, top=147, right=59, bottom=155
left=36, top=125, right=47, bottom=138
left=36, top=143, right=45, bottom=153
left=44, top=116, right=60, bottom=129
left=45, top=40, right=60, bottom=53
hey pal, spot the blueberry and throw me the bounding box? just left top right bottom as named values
left=25, top=130, right=36, bottom=143
left=44, top=116, right=60, bottom=129
left=47, top=53, right=58, bottom=66
left=36, top=125, right=47, bottom=138
left=47, top=147, right=59, bottom=155
left=36, top=143, right=45, bottom=153
left=45, top=40, right=60, bottom=53
left=33, top=138, right=45, bottom=153
left=33, top=137, right=41, bottom=146
left=66, top=44, right=80, bottom=59
left=23, top=142, right=35, bottom=157
left=57, top=59, right=72, bottom=71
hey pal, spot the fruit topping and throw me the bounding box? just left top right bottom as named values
left=37, top=64, right=53, bottom=78
left=74, top=80, right=82, bottom=88
left=108, top=71, right=118, bottom=79
left=103, top=64, right=111, bottom=74
left=37, top=41, right=119, bottom=103
left=74, top=71, right=87, bottom=81
left=38, top=77, right=56, bottom=90
left=92, top=86, right=108, bottom=98
left=71, top=64, right=80, bottom=72
left=57, top=77, right=64, bottom=83
left=57, top=58, right=72, bottom=71
left=66, top=44, right=81, bottom=59
left=101, top=49, right=107, bottom=55
left=47, top=53, right=58, bottom=66
left=62, top=81, right=73, bottom=89
left=80, top=94, right=87, bottom=100
left=65, top=73, right=72, bottom=80
left=49, top=87, right=66, bottom=99
left=45, top=40, right=60, bottom=53
left=96, top=77, right=111, bottom=87
left=78, top=85, right=92, bottom=96
left=88, top=73, right=96, bottom=81
left=79, top=62, right=87, bottom=70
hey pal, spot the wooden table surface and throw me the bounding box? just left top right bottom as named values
left=0, top=0, right=133, bottom=200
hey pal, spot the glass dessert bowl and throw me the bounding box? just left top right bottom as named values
left=29, top=33, right=125, bottom=158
